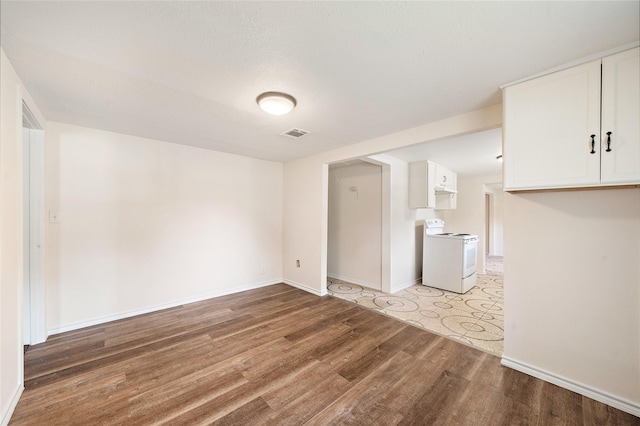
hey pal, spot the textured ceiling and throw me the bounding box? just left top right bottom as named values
left=1, top=1, right=639, bottom=162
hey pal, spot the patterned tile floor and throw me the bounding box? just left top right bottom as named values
left=328, top=256, right=504, bottom=356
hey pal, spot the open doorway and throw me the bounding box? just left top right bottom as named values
left=484, top=183, right=504, bottom=258
left=22, top=102, right=46, bottom=346
left=327, top=160, right=383, bottom=291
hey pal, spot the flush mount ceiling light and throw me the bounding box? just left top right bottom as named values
left=256, top=92, right=296, bottom=116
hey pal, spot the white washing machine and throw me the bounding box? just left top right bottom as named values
left=422, top=219, right=478, bottom=294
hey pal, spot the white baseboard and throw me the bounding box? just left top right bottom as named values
left=327, top=274, right=381, bottom=291
left=1, top=385, right=24, bottom=426
left=391, top=278, right=420, bottom=293
left=501, top=356, right=640, bottom=417
left=284, top=279, right=327, bottom=296
left=48, top=279, right=282, bottom=336
left=327, top=274, right=419, bottom=294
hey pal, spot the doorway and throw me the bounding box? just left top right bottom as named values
left=327, top=160, right=384, bottom=291
left=22, top=102, right=46, bottom=346
left=484, top=183, right=504, bottom=257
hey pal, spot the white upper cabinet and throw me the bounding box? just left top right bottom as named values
left=503, top=60, right=601, bottom=190
left=433, top=163, right=456, bottom=191
left=601, top=48, right=640, bottom=185
left=409, top=160, right=457, bottom=210
left=503, top=47, right=639, bottom=191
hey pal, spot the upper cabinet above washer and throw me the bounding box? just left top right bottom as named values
left=503, top=47, right=640, bottom=191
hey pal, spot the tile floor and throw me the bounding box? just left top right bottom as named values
left=328, top=256, right=504, bottom=356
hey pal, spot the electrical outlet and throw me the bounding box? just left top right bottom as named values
left=296, top=259, right=300, bottom=268
left=260, top=266, right=265, bottom=274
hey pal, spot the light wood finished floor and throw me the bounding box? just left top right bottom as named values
left=11, top=284, right=638, bottom=425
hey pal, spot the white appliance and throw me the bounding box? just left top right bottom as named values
left=422, top=219, right=477, bottom=294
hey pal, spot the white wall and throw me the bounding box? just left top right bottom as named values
left=0, top=49, right=46, bottom=426
left=44, top=122, right=283, bottom=332
left=503, top=188, right=640, bottom=413
left=328, top=162, right=382, bottom=289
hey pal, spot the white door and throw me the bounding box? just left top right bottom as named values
left=601, top=47, right=640, bottom=185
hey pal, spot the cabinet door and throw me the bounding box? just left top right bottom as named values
left=434, top=164, right=453, bottom=189
left=503, top=60, right=601, bottom=190
left=601, top=47, right=640, bottom=185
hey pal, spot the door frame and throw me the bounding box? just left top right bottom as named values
left=22, top=101, right=46, bottom=345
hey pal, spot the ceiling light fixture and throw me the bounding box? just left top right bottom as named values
left=256, top=92, right=297, bottom=116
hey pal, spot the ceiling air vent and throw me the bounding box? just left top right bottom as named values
left=280, top=128, right=310, bottom=139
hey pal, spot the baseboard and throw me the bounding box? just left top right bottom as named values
left=327, top=274, right=419, bottom=294
left=327, top=274, right=381, bottom=291
left=501, top=356, right=640, bottom=417
left=283, top=279, right=327, bottom=297
left=391, top=278, right=420, bottom=293
left=1, top=385, right=24, bottom=426
left=48, top=279, right=282, bottom=336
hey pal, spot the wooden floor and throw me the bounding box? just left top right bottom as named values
left=11, top=284, right=639, bottom=425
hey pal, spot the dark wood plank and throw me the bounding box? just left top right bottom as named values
left=398, top=369, right=470, bottom=425
left=9, top=284, right=639, bottom=426
left=305, top=350, right=412, bottom=425
left=211, top=396, right=273, bottom=426
left=581, top=395, right=640, bottom=426
left=538, top=381, right=585, bottom=426
left=263, top=373, right=353, bottom=425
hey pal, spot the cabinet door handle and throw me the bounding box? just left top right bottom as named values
left=606, top=132, right=612, bottom=152
left=590, top=134, right=596, bottom=154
